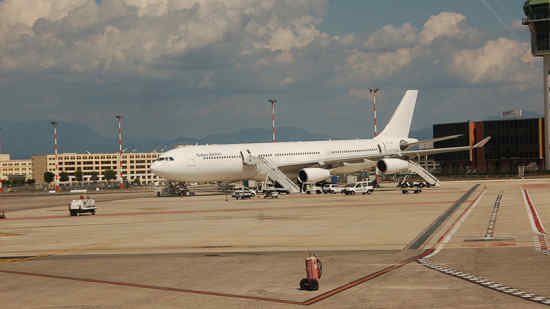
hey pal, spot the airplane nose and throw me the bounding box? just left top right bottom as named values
left=151, top=162, right=162, bottom=175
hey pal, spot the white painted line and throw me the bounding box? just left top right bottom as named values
left=425, top=189, right=486, bottom=259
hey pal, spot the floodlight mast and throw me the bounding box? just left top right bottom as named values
left=268, top=98, right=277, bottom=142
left=369, top=88, right=379, bottom=137
left=523, top=0, right=550, bottom=169
left=116, top=115, right=124, bottom=191
left=51, top=121, right=60, bottom=192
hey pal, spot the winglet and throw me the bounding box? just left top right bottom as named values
left=473, top=137, right=491, bottom=148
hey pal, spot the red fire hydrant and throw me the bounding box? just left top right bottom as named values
left=299, top=254, right=323, bottom=291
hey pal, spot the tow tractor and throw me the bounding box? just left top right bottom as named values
left=69, top=196, right=96, bottom=216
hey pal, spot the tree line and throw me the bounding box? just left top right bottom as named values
left=43, top=168, right=117, bottom=184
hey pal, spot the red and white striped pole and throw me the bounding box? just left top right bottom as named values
left=268, top=98, right=277, bottom=142
left=369, top=88, right=379, bottom=137
left=51, top=121, right=60, bottom=192
left=116, top=115, right=124, bottom=191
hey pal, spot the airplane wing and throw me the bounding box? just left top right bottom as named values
left=403, top=134, right=462, bottom=150
left=398, top=136, right=491, bottom=158
left=276, top=137, right=491, bottom=174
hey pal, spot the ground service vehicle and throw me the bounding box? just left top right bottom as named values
left=263, top=190, right=280, bottom=198
left=304, top=184, right=323, bottom=194
left=69, top=196, right=96, bottom=216
left=322, top=184, right=343, bottom=194
left=343, top=182, right=374, bottom=195
left=232, top=188, right=256, bottom=200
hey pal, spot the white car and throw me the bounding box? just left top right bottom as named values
left=232, top=188, right=256, bottom=199
left=343, top=182, right=374, bottom=195
left=322, top=184, right=344, bottom=194
left=304, top=185, right=323, bottom=194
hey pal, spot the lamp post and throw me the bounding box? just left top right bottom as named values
left=369, top=88, right=380, bottom=137
left=268, top=98, right=277, bottom=142
left=115, top=115, right=124, bottom=191
left=51, top=121, right=60, bottom=192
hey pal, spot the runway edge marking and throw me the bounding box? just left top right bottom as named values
left=418, top=187, right=550, bottom=307
left=408, top=184, right=480, bottom=250
left=522, top=189, right=550, bottom=254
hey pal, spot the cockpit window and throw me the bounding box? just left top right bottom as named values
left=157, top=157, right=175, bottom=161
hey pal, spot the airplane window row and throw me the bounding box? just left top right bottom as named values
left=204, top=155, right=240, bottom=160
left=275, top=152, right=320, bottom=157
left=333, top=148, right=376, bottom=154
left=202, top=151, right=321, bottom=160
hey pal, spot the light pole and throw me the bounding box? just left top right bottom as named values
left=369, top=88, right=380, bottom=137
left=116, top=115, right=124, bottom=191
left=51, top=121, right=60, bottom=192
left=268, top=98, right=277, bottom=142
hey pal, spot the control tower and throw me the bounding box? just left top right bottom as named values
left=524, top=0, right=550, bottom=169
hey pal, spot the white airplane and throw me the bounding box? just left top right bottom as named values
left=151, top=90, right=490, bottom=191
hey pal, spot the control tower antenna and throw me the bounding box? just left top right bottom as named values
left=523, top=0, right=550, bottom=169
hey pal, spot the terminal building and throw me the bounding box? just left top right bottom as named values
left=32, top=152, right=161, bottom=186
left=0, top=154, right=33, bottom=182
left=433, top=118, right=545, bottom=174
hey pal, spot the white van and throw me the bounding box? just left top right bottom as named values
left=343, top=182, right=374, bottom=195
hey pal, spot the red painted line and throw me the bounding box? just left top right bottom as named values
left=523, top=190, right=546, bottom=234
left=0, top=249, right=435, bottom=306
left=537, top=234, right=549, bottom=252
left=0, top=269, right=303, bottom=305
left=5, top=200, right=464, bottom=221
left=302, top=248, right=434, bottom=305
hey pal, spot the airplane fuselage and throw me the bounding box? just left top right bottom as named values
left=151, top=137, right=412, bottom=182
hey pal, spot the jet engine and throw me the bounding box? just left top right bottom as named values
left=298, top=168, right=331, bottom=183
left=376, top=158, right=409, bottom=174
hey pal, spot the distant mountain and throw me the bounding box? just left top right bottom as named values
left=0, top=121, right=332, bottom=159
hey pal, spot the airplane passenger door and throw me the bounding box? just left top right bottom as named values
left=187, top=154, right=197, bottom=167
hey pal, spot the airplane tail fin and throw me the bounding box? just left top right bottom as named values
left=378, top=90, right=418, bottom=138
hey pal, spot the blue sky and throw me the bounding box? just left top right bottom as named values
left=0, top=0, right=540, bottom=140
left=322, top=0, right=521, bottom=36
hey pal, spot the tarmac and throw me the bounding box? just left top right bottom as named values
left=1, top=179, right=549, bottom=308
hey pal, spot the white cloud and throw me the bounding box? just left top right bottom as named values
left=419, top=12, right=475, bottom=44
left=364, top=23, right=417, bottom=50
left=451, top=38, right=537, bottom=87
left=0, top=0, right=328, bottom=72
